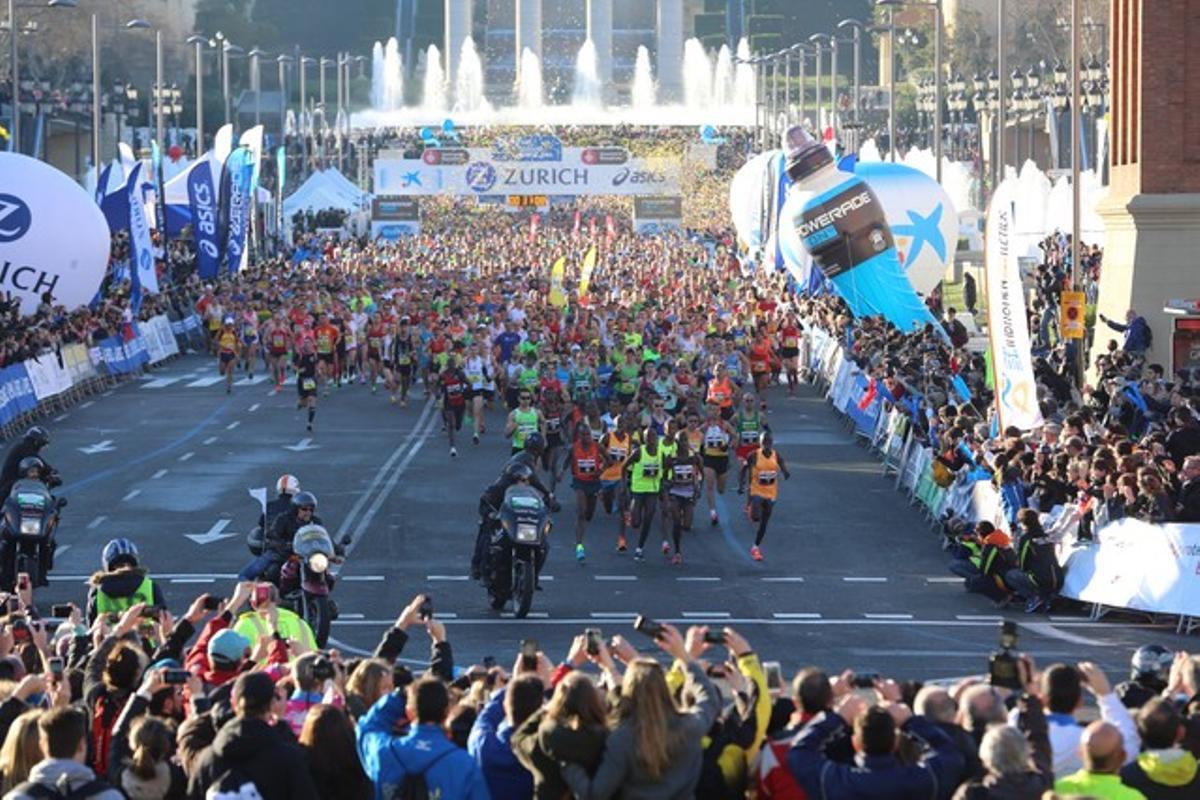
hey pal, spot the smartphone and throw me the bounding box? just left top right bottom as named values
left=763, top=661, right=784, bottom=696
left=16, top=574, right=29, bottom=592
left=633, top=615, right=664, bottom=639
left=164, top=669, right=190, bottom=685
left=703, top=629, right=726, bottom=645
left=419, top=596, right=433, bottom=621
left=520, top=639, right=538, bottom=670
left=202, top=595, right=221, bottom=611
left=851, top=671, right=879, bottom=689
left=140, top=605, right=163, bottom=619
left=999, top=620, right=1018, bottom=651
left=47, top=657, right=63, bottom=676
left=585, top=628, right=603, bottom=657
left=253, top=584, right=271, bottom=608
left=482, top=655, right=496, bottom=669
left=50, top=604, right=72, bottom=618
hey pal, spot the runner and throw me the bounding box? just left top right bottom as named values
left=264, top=311, right=291, bottom=391
left=539, top=359, right=569, bottom=494
left=438, top=357, right=469, bottom=458
left=665, top=430, right=703, bottom=565
left=701, top=402, right=737, bottom=525
left=779, top=312, right=803, bottom=397
left=558, top=423, right=605, bottom=563
left=294, top=338, right=319, bottom=432
left=365, top=313, right=388, bottom=394
left=599, top=414, right=636, bottom=551
left=312, top=313, right=340, bottom=396
left=216, top=317, right=240, bottom=394
left=741, top=430, right=791, bottom=561
left=706, top=362, right=737, bottom=421
left=505, top=389, right=544, bottom=456
left=733, top=391, right=768, bottom=491
left=749, top=327, right=774, bottom=405
left=625, top=425, right=664, bottom=562
left=239, top=307, right=260, bottom=379
left=462, top=341, right=492, bottom=444
left=389, top=317, right=417, bottom=406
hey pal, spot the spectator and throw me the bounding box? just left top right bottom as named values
left=1054, top=720, right=1147, bottom=799
left=468, top=671, right=543, bottom=798
left=344, top=659, right=393, bottom=721
left=1029, top=662, right=1140, bottom=777
left=357, top=674, right=489, bottom=800
left=4, top=706, right=122, bottom=800
left=1117, top=646, right=1174, bottom=710
left=186, top=671, right=319, bottom=800
left=115, top=716, right=181, bottom=800
left=298, top=704, right=371, bottom=800
left=512, top=668, right=607, bottom=800
left=0, top=711, right=42, bottom=794
left=1176, top=456, right=1200, bottom=522
left=915, top=687, right=983, bottom=781
left=1100, top=309, right=1152, bottom=354
left=952, top=694, right=1053, bottom=799
left=1119, top=698, right=1200, bottom=799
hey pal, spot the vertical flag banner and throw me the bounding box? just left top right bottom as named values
left=187, top=156, right=221, bottom=280
left=94, top=162, right=113, bottom=206
left=549, top=256, right=567, bottom=308
left=126, top=163, right=158, bottom=310
left=985, top=178, right=1043, bottom=431
left=149, top=139, right=165, bottom=235
left=578, top=246, right=597, bottom=298
left=276, top=145, right=287, bottom=237
left=222, top=146, right=254, bottom=273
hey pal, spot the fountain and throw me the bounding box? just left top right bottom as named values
left=371, top=42, right=384, bottom=109
left=734, top=38, right=755, bottom=108
left=517, top=47, right=543, bottom=109
left=682, top=38, right=713, bottom=109
left=422, top=44, right=446, bottom=112
left=572, top=39, right=602, bottom=108
left=383, top=38, right=404, bottom=110
left=713, top=44, right=734, bottom=108
left=453, top=37, right=490, bottom=113
left=630, top=45, right=655, bottom=109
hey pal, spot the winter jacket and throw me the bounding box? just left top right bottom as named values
left=85, top=568, right=167, bottom=625
left=4, top=759, right=124, bottom=800
left=468, top=689, right=532, bottom=799
left=560, top=660, right=720, bottom=800
left=356, top=692, right=490, bottom=800
left=952, top=695, right=1053, bottom=800
left=183, top=613, right=243, bottom=688
left=511, top=706, right=607, bottom=800
left=788, top=712, right=966, bottom=800
left=1055, top=770, right=1147, bottom=799
left=1120, top=748, right=1200, bottom=799
left=186, top=716, right=318, bottom=800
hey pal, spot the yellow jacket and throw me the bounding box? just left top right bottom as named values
left=233, top=607, right=317, bottom=658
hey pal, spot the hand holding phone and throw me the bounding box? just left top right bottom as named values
left=520, top=639, right=538, bottom=671
left=585, top=628, right=602, bottom=657
left=633, top=615, right=664, bottom=639
left=419, top=596, right=433, bottom=621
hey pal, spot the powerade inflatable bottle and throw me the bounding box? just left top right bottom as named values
left=783, top=126, right=937, bottom=332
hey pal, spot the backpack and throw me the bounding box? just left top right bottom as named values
left=390, top=745, right=454, bottom=800
left=205, top=765, right=264, bottom=800
left=13, top=775, right=112, bottom=799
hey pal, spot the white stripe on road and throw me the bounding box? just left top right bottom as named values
left=340, top=613, right=365, bottom=620
left=248, top=403, right=260, bottom=412
left=170, top=578, right=215, bottom=584
left=225, top=421, right=240, bottom=430
left=203, top=437, right=218, bottom=445
left=843, top=577, right=888, bottom=583
left=761, top=577, right=805, bottom=582
left=1024, top=622, right=1107, bottom=646
left=589, top=612, right=638, bottom=619
left=151, top=469, right=168, bottom=479
left=676, top=577, right=721, bottom=582
left=956, top=615, right=1003, bottom=621
left=54, top=414, right=68, bottom=422
left=87, top=515, right=107, bottom=530
left=102, top=390, right=114, bottom=397
left=773, top=612, right=822, bottom=619
left=427, top=575, right=469, bottom=581
left=178, top=452, right=194, bottom=462
left=341, top=576, right=385, bottom=582
left=186, top=376, right=225, bottom=387
left=143, top=377, right=182, bottom=389
left=80, top=401, right=94, bottom=408
left=863, top=613, right=913, bottom=620
left=594, top=575, right=637, bottom=582
left=925, top=577, right=962, bottom=584
left=501, top=612, right=548, bottom=619
left=122, top=489, right=141, bottom=501
left=234, top=376, right=269, bottom=387
left=682, top=611, right=730, bottom=618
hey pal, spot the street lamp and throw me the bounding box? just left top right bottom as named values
left=186, top=35, right=213, bottom=152
left=837, top=19, right=865, bottom=125
left=277, top=54, right=293, bottom=134
left=222, top=38, right=245, bottom=127
left=248, top=47, right=267, bottom=126
left=808, top=34, right=827, bottom=133
left=124, top=19, right=164, bottom=147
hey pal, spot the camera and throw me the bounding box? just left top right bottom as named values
left=520, top=639, right=538, bottom=670
left=633, top=615, right=664, bottom=639
left=47, top=657, right=63, bottom=676
left=851, top=671, right=879, bottom=689
left=419, top=596, right=433, bottom=621
left=988, top=621, right=1022, bottom=689
left=202, top=595, right=221, bottom=611
left=50, top=604, right=72, bottom=618
left=703, top=629, right=726, bottom=645
left=164, top=669, right=191, bottom=685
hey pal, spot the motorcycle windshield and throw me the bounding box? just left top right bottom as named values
left=292, top=525, right=334, bottom=559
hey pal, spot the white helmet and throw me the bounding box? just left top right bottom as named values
left=276, top=474, right=300, bottom=496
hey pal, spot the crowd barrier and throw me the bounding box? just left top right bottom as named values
left=0, top=313, right=200, bottom=440
left=800, top=325, right=1200, bottom=632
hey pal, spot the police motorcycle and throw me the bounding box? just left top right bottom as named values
left=486, top=482, right=551, bottom=619
left=278, top=524, right=343, bottom=648
left=0, top=458, right=66, bottom=590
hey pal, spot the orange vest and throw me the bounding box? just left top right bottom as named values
left=707, top=378, right=734, bottom=408
left=750, top=449, right=780, bottom=500
left=571, top=439, right=602, bottom=482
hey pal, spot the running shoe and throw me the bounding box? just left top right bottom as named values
left=661, top=540, right=671, bottom=556
left=389, top=395, right=397, bottom=404
left=633, top=547, right=644, bottom=562
left=306, top=423, right=313, bottom=432
left=473, top=433, right=480, bottom=445
left=750, top=545, right=763, bottom=562
left=575, top=543, right=586, bottom=562
left=450, top=447, right=458, bottom=458
left=1023, top=597, right=1043, bottom=614
left=671, top=553, right=682, bottom=566
left=616, top=534, right=627, bottom=552
left=709, top=509, right=718, bottom=526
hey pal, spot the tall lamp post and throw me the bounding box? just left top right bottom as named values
left=186, top=35, right=212, bottom=152
left=248, top=47, right=266, bottom=127
left=1069, top=0, right=1082, bottom=383
left=124, top=20, right=163, bottom=147
left=277, top=54, right=292, bottom=133
left=45, top=0, right=99, bottom=174
left=877, top=0, right=943, bottom=181
left=808, top=34, right=826, bottom=133
left=836, top=19, right=865, bottom=125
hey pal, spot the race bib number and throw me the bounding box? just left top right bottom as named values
left=757, top=470, right=777, bottom=486
left=577, top=458, right=597, bottom=474
left=301, top=378, right=316, bottom=391
left=642, top=462, right=660, bottom=478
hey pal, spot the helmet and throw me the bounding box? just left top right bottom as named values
left=102, top=538, right=140, bottom=572
left=1131, top=644, right=1173, bottom=682
left=292, top=491, right=318, bottom=511
left=17, top=456, right=43, bottom=475
left=506, top=463, right=534, bottom=483
left=23, top=426, right=49, bottom=448
left=276, top=474, right=300, bottom=496
left=524, top=432, right=546, bottom=456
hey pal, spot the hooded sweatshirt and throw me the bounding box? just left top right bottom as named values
left=187, top=717, right=318, bottom=800
left=5, top=758, right=124, bottom=800
left=1120, top=747, right=1200, bottom=800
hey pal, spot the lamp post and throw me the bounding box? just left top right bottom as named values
left=808, top=34, right=826, bottom=134
left=796, top=44, right=808, bottom=129
left=248, top=47, right=267, bottom=127
left=318, top=56, right=328, bottom=113
left=1069, top=0, right=1083, bottom=384
left=877, top=0, right=943, bottom=180
left=45, top=0, right=99, bottom=173
left=186, top=35, right=212, bottom=152
left=828, top=34, right=838, bottom=139
left=124, top=20, right=163, bottom=147
left=277, top=54, right=292, bottom=134
left=837, top=19, right=864, bottom=125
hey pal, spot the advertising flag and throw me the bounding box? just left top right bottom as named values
left=149, top=139, right=166, bottom=237
left=222, top=147, right=254, bottom=273
left=549, top=256, right=567, bottom=309
left=187, top=157, right=221, bottom=280
left=125, top=163, right=158, bottom=311
left=578, top=246, right=597, bottom=298
left=985, top=178, right=1043, bottom=431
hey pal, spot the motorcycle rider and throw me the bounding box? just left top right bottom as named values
left=238, top=475, right=304, bottom=581
left=471, top=433, right=557, bottom=581
left=86, top=538, right=168, bottom=624
left=0, top=456, right=66, bottom=587
left=0, top=426, right=54, bottom=501
left=238, top=491, right=323, bottom=583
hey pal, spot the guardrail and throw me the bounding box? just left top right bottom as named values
left=0, top=313, right=207, bottom=441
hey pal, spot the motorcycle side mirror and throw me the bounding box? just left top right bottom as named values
left=340, top=535, right=352, bottom=547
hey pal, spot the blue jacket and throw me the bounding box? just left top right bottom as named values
left=357, top=693, right=491, bottom=800
left=1106, top=316, right=1151, bottom=353
left=467, top=688, right=533, bottom=800
left=788, top=712, right=965, bottom=800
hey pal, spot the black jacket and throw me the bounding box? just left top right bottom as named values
left=1178, top=479, right=1200, bottom=523
left=259, top=496, right=294, bottom=543
left=481, top=451, right=551, bottom=509
left=0, top=440, right=49, bottom=500
left=187, top=716, right=319, bottom=800
left=267, top=509, right=325, bottom=555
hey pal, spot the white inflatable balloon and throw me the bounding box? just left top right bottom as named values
left=0, top=153, right=110, bottom=314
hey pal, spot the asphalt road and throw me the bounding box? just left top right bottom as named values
left=31, top=355, right=1191, bottom=680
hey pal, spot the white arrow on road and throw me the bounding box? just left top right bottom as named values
left=282, top=438, right=319, bottom=452
left=186, top=519, right=238, bottom=545
left=77, top=440, right=115, bottom=455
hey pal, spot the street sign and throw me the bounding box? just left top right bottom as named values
left=1061, top=291, right=1086, bottom=339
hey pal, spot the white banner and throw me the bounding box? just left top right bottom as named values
left=374, top=148, right=680, bottom=196
left=23, top=353, right=71, bottom=400
left=143, top=315, right=179, bottom=363
left=0, top=153, right=110, bottom=314
left=985, top=178, right=1043, bottom=431
left=1059, top=519, right=1200, bottom=617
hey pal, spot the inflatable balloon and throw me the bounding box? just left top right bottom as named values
left=699, top=124, right=725, bottom=145
left=441, top=118, right=460, bottom=140
left=783, top=127, right=939, bottom=333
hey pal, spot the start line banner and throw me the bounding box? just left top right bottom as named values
left=375, top=147, right=680, bottom=197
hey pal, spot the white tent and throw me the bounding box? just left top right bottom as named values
left=282, top=168, right=369, bottom=215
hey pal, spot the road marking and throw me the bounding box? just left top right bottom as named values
left=233, top=375, right=269, bottom=387
left=185, top=519, right=237, bottom=545
left=863, top=613, right=913, bottom=620
left=203, top=437, right=218, bottom=445
left=122, top=489, right=141, bottom=501
left=594, top=575, right=637, bottom=582
left=682, top=611, right=730, bottom=618
left=761, top=577, right=805, bottom=582
left=925, top=577, right=962, bottom=584
left=170, top=578, right=215, bottom=584
left=589, top=612, right=638, bottom=619
left=283, top=438, right=319, bottom=452
left=225, top=421, right=240, bottom=430
left=1024, top=622, right=1107, bottom=646
left=956, top=615, right=1003, bottom=621
left=53, top=414, right=68, bottom=422
left=774, top=612, right=822, bottom=619
left=427, top=575, right=469, bottom=581
left=80, top=401, right=94, bottom=408
left=328, top=617, right=1177, bottom=630
left=143, top=377, right=182, bottom=389
left=151, top=469, right=168, bottom=479
left=78, top=440, right=116, bottom=455
left=87, top=515, right=107, bottom=530
left=1049, top=616, right=1080, bottom=623
left=49, top=573, right=240, bottom=581
left=501, top=611, right=549, bottom=619
left=676, top=577, right=721, bottom=582
left=178, top=452, right=194, bottom=462
left=185, top=376, right=225, bottom=388
left=843, top=577, right=888, bottom=583
left=341, top=397, right=436, bottom=554
left=102, top=390, right=114, bottom=397
left=341, top=576, right=385, bottom=582
left=55, top=545, right=70, bottom=559
left=248, top=403, right=260, bottom=412
left=340, top=613, right=365, bottom=620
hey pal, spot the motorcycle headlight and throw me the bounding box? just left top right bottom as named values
left=19, top=517, right=40, bottom=535
left=307, top=553, right=329, bottom=573
left=515, top=523, right=539, bottom=543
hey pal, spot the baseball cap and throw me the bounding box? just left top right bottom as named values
left=207, top=629, right=250, bottom=668
left=233, top=670, right=276, bottom=711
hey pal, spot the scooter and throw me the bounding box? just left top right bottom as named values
left=279, top=524, right=343, bottom=648
left=485, top=486, right=550, bottom=619
left=0, top=480, right=65, bottom=589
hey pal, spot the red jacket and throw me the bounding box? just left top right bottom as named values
left=184, top=613, right=242, bottom=688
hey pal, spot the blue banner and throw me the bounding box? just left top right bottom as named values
left=0, top=364, right=37, bottom=427
left=95, top=162, right=112, bottom=206
left=222, top=147, right=253, bottom=273
left=94, top=332, right=149, bottom=374
left=187, top=159, right=221, bottom=280
left=125, top=163, right=157, bottom=312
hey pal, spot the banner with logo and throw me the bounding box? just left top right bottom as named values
left=578, top=246, right=597, bottom=298
left=24, top=353, right=71, bottom=401
left=0, top=153, right=110, bottom=314
left=90, top=332, right=149, bottom=375
left=985, top=178, right=1043, bottom=431
left=0, top=363, right=36, bottom=427
left=187, top=157, right=221, bottom=280
left=125, top=163, right=158, bottom=310
left=222, top=146, right=254, bottom=273
left=374, top=147, right=680, bottom=196
left=549, top=256, right=567, bottom=309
